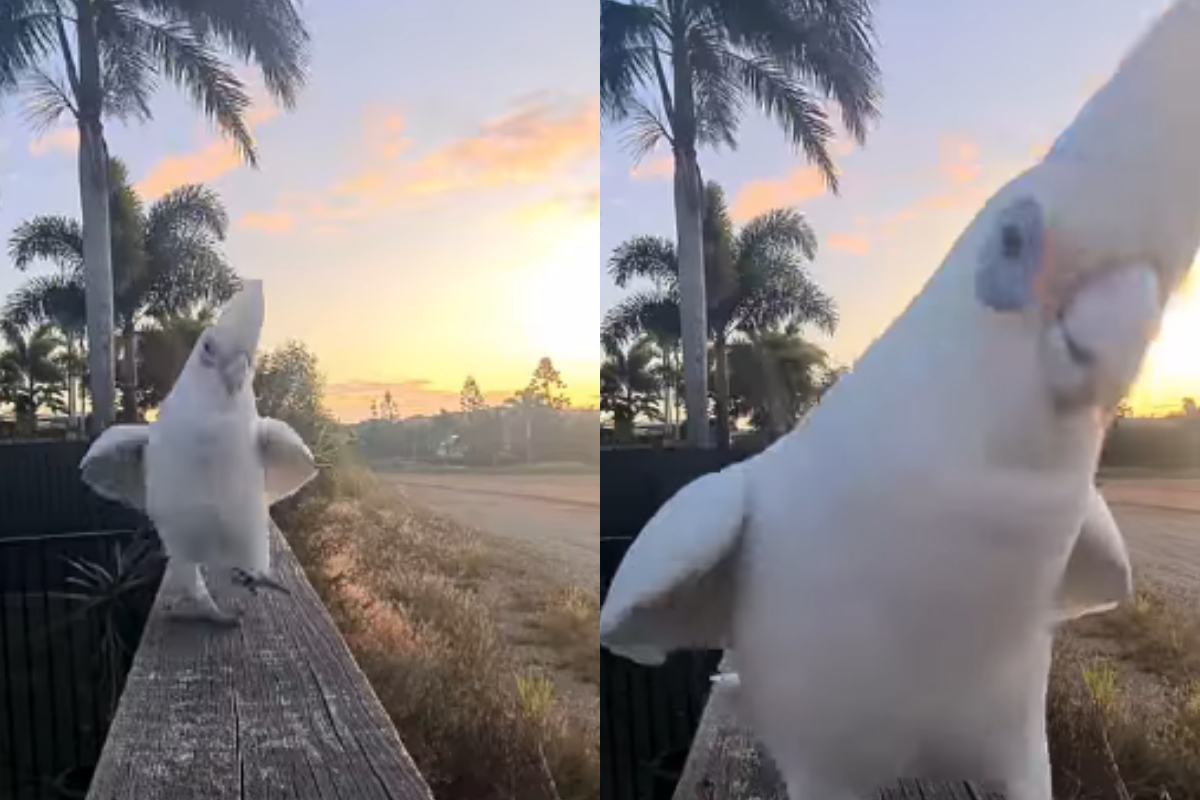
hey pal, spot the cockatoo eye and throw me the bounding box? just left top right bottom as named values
left=203, top=339, right=215, bottom=356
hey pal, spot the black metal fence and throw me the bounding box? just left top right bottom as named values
left=0, top=441, right=162, bottom=800
left=600, top=446, right=757, bottom=800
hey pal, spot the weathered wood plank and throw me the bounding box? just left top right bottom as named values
left=86, top=524, right=433, bottom=800
left=672, top=657, right=1001, bottom=800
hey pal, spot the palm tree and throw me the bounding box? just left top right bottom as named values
left=601, top=0, right=880, bottom=448
left=4, top=271, right=87, bottom=419
left=0, top=0, right=309, bottom=432
left=8, top=156, right=239, bottom=421
left=726, top=329, right=829, bottom=438
left=601, top=337, right=663, bottom=442
left=0, top=321, right=67, bottom=433
left=605, top=181, right=837, bottom=447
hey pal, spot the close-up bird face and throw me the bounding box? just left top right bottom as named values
left=974, top=193, right=1170, bottom=414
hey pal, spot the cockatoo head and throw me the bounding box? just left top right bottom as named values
left=180, top=280, right=265, bottom=406
left=960, top=1, right=1200, bottom=415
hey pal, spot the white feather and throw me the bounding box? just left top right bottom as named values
left=257, top=417, right=319, bottom=504
left=80, top=425, right=151, bottom=509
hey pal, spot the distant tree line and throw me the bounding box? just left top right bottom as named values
left=354, top=356, right=598, bottom=467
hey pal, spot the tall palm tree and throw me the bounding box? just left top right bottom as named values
left=604, top=181, right=837, bottom=447
left=601, top=336, right=663, bottom=441
left=8, top=156, right=239, bottom=421
left=601, top=0, right=880, bottom=447
left=0, top=321, right=67, bottom=433
left=0, top=0, right=309, bottom=431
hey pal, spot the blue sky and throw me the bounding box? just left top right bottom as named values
left=0, top=0, right=599, bottom=421
left=601, top=0, right=1200, bottom=414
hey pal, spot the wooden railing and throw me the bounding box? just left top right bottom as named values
left=86, top=524, right=433, bottom=800
left=671, top=657, right=995, bottom=800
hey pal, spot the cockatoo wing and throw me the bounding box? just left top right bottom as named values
left=257, top=417, right=319, bottom=504
left=600, top=462, right=748, bottom=666
left=80, top=425, right=151, bottom=510
left=1055, top=487, right=1133, bottom=622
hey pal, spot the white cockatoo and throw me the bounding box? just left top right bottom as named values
left=80, top=280, right=318, bottom=627
left=600, top=3, right=1200, bottom=799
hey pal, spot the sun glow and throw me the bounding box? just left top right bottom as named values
left=1129, top=271, right=1200, bottom=413
left=517, top=217, right=600, bottom=364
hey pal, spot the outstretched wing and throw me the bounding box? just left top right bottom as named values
left=257, top=417, right=319, bottom=505
left=600, top=461, right=749, bottom=666
left=1055, top=486, right=1133, bottom=622
left=80, top=425, right=151, bottom=510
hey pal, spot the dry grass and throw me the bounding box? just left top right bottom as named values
left=524, top=586, right=599, bottom=686
left=279, top=467, right=599, bottom=800
left=1049, top=583, right=1200, bottom=800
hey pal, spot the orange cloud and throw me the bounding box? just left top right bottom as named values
left=827, top=232, right=870, bottom=255
left=938, top=137, right=980, bottom=185
left=731, top=165, right=826, bottom=221
left=360, top=106, right=412, bottom=161
left=630, top=154, right=672, bottom=180
left=250, top=93, right=599, bottom=231
left=29, top=127, right=78, bottom=157
left=239, top=209, right=294, bottom=233
left=136, top=102, right=280, bottom=199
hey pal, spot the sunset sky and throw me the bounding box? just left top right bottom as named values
left=0, top=0, right=598, bottom=422
left=601, top=0, right=1198, bottom=416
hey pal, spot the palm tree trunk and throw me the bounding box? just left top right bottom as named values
left=673, top=151, right=709, bottom=448
left=64, top=337, right=76, bottom=422
left=120, top=321, right=138, bottom=422
left=75, top=5, right=117, bottom=435
left=670, top=38, right=710, bottom=449
left=714, top=333, right=731, bottom=449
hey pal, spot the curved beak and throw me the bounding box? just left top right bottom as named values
left=213, top=280, right=264, bottom=395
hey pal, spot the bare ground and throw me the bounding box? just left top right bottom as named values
left=1103, top=478, right=1200, bottom=598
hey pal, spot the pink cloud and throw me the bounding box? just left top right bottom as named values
left=29, top=127, right=78, bottom=157
left=827, top=232, right=870, bottom=255
left=630, top=154, right=673, bottom=180
left=136, top=100, right=280, bottom=199
left=731, top=166, right=827, bottom=221
left=238, top=209, right=294, bottom=233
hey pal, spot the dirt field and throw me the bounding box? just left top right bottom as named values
left=380, top=472, right=599, bottom=592
left=1105, top=478, right=1200, bottom=597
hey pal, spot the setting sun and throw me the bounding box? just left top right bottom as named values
left=1129, top=271, right=1200, bottom=414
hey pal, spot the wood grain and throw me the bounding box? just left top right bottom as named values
left=672, top=657, right=1001, bottom=800
left=86, top=524, right=433, bottom=800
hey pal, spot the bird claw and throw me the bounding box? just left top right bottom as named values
left=232, top=568, right=291, bottom=596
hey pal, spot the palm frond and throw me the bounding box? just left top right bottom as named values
left=600, top=0, right=663, bottom=122
left=607, top=235, right=679, bottom=288
left=115, top=14, right=256, bottom=165
left=601, top=289, right=681, bottom=346
left=703, top=0, right=881, bottom=142
left=620, top=97, right=673, bottom=161
left=130, top=0, right=310, bottom=109
left=4, top=273, right=86, bottom=332
left=8, top=215, right=85, bottom=273
left=721, top=50, right=837, bottom=190
left=688, top=21, right=740, bottom=151
left=99, top=34, right=155, bottom=123
left=737, top=207, right=818, bottom=264
left=18, top=68, right=75, bottom=132
left=0, top=0, right=57, bottom=93
left=146, top=183, right=230, bottom=241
